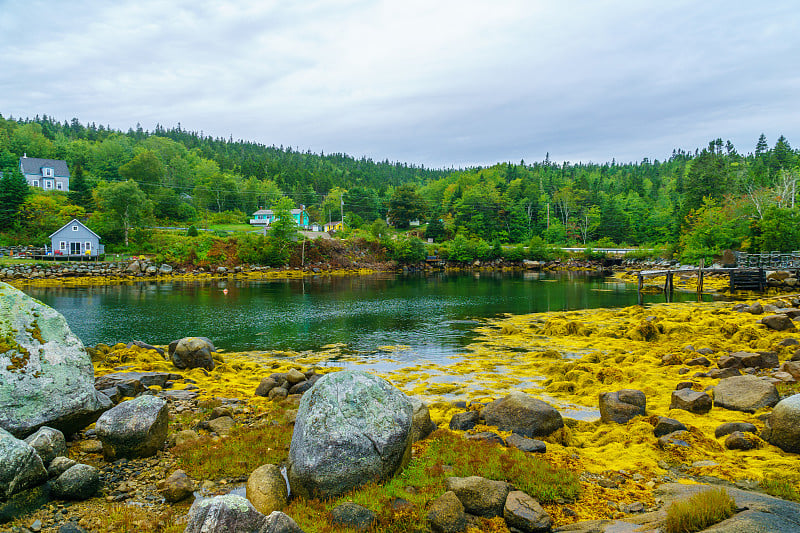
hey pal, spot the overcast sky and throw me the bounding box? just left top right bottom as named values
left=2, top=1, right=798, bottom=168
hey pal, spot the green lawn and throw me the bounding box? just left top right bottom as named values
left=206, top=223, right=255, bottom=233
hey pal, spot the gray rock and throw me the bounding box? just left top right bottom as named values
left=50, top=464, right=99, bottom=500
left=426, top=491, right=467, bottom=533
left=746, top=302, right=764, bottom=315
left=0, top=282, right=111, bottom=437
left=653, top=417, right=687, bottom=438
left=158, top=264, right=173, bottom=275
left=449, top=411, right=480, bottom=431
left=762, top=314, right=794, bottom=331
left=207, top=416, right=235, bottom=435
left=255, top=377, right=279, bottom=397
left=24, top=427, right=66, bottom=467
left=669, top=389, right=712, bottom=414
left=259, top=511, right=305, bottom=533
left=782, top=361, right=800, bottom=380
left=658, top=430, right=692, bottom=449
left=466, top=432, right=504, bottom=445
left=714, top=375, right=779, bottom=413
left=288, top=370, right=413, bottom=499
left=0, top=428, right=48, bottom=499
left=707, top=367, right=743, bottom=379
left=446, top=476, right=510, bottom=517
left=598, top=389, right=646, bottom=424
left=409, top=397, right=437, bottom=443
left=504, top=490, right=552, bottom=533
left=330, top=502, right=376, bottom=532
left=482, top=392, right=563, bottom=438
left=289, top=377, right=319, bottom=395
left=725, top=431, right=758, bottom=451
left=268, top=387, right=288, bottom=401
left=763, top=394, right=800, bottom=453
left=185, top=494, right=267, bottom=533
left=47, top=456, right=76, bottom=478
left=95, top=395, right=169, bottom=460
left=285, top=368, right=305, bottom=385
left=160, top=469, right=194, bottom=503
left=715, top=422, right=758, bottom=439
left=145, top=265, right=158, bottom=275
left=171, top=337, right=215, bottom=370
left=686, top=356, right=711, bottom=366
left=506, top=433, right=547, bottom=453
left=95, top=371, right=178, bottom=397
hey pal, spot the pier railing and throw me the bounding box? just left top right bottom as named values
left=735, top=251, right=800, bottom=269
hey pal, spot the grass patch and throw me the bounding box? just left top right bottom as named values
left=98, top=503, right=184, bottom=533
left=664, top=488, right=736, bottom=533
left=762, top=475, right=800, bottom=502
left=286, top=429, right=580, bottom=532
left=171, top=410, right=293, bottom=479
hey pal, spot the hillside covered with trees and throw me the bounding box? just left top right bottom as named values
left=0, top=113, right=798, bottom=264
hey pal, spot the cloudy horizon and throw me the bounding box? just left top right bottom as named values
left=2, top=0, right=798, bottom=168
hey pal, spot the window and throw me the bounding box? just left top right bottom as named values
left=44, top=180, right=52, bottom=189
left=85, top=242, right=91, bottom=251
left=57, top=182, right=63, bottom=190
left=32, top=180, right=39, bottom=187
left=42, top=168, right=54, bottom=177
left=60, top=241, right=66, bottom=250
left=72, top=225, right=78, bottom=231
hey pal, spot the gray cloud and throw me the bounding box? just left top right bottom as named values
left=2, top=0, right=798, bottom=167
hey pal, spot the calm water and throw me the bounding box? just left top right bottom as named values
left=24, top=271, right=710, bottom=362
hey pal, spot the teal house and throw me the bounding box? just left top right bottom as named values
left=250, top=206, right=310, bottom=228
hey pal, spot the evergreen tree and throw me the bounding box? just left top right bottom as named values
left=0, top=168, right=30, bottom=228
left=68, top=163, right=92, bottom=209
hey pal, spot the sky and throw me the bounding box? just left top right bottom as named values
left=2, top=0, right=799, bottom=168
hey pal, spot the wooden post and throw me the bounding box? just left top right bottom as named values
left=697, top=259, right=704, bottom=301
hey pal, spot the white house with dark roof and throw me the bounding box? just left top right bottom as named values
left=20, top=155, right=70, bottom=192
left=49, top=219, right=103, bottom=257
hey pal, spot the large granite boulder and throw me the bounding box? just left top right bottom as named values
left=288, top=370, right=413, bottom=499
left=762, top=394, right=800, bottom=453
left=482, top=392, right=563, bottom=438
left=599, top=389, right=646, bottom=424
left=23, top=427, right=66, bottom=467
left=426, top=491, right=467, bottom=533
left=170, top=337, right=215, bottom=370
left=0, top=428, right=47, bottom=500
left=0, top=282, right=111, bottom=437
left=95, top=395, right=169, bottom=460
left=714, top=375, right=779, bottom=413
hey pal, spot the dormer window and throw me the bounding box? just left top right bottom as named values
left=72, top=225, right=78, bottom=231
left=42, top=167, right=54, bottom=177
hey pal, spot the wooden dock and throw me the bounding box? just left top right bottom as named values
left=637, top=266, right=783, bottom=298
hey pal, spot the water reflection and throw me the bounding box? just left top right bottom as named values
left=24, top=271, right=711, bottom=359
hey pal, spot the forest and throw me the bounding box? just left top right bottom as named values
left=0, top=113, right=798, bottom=264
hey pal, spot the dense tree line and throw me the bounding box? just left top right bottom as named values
left=0, top=113, right=798, bottom=262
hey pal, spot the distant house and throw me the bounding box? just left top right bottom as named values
left=49, top=219, right=104, bottom=257
left=250, top=206, right=310, bottom=228
left=324, top=221, right=343, bottom=232
left=20, top=155, right=70, bottom=192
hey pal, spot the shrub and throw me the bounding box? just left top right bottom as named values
left=762, top=475, right=800, bottom=502
left=664, top=488, right=736, bottom=533
left=186, top=224, right=199, bottom=237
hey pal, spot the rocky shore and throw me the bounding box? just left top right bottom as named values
left=4, top=281, right=800, bottom=532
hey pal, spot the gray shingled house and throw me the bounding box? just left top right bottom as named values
left=20, top=155, right=70, bottom=192
left=49, top=219, right=103, bottom=257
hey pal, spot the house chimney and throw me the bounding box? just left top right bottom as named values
left=23, top=153, right=27, bottom=158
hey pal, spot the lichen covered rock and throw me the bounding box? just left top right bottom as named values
left=288, top=370, right=413, bottom=499
left=95, top=395, right=168, bottom=460
left=0, top=282, right=111, bottom=437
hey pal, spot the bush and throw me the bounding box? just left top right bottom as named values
left=528, top=236, right=561, bottom=261
left=186, top=225, right=199, bottom=237
left=581, top=247, right=607, bottom=261
left=388, top=236, right=426, bottom=263
left=664, top=488, right=736, bottom=533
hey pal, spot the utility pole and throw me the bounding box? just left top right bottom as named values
left=340, top=197, right=344, bottom=230
left=547, top=203, right=550, bottom=229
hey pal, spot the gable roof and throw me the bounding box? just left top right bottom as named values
left=48, top=219, right=101, bottom=240
left=253, top=208, right=305, bottom=216
left=20, top=157, right=70, bottom=177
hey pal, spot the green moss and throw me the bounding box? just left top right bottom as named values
left=1, top=329, right=31, bottom=372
